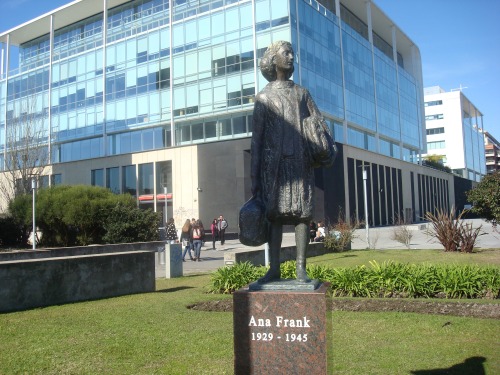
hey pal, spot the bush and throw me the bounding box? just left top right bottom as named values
left=208, top=261, right=265, bottom=294
left=0, top=216, right=26, bottom=248
left=103, top=202, right=161, bottom=244
left=9, top=185, right=160, bottom=247
left=7, top=194, right=33, bottom=247
left=323, top=214, right=358, bottom=252
left=425, top=207, right=482, bottom=253
left=391, top=213, right=413, bottom=249
left=208, top=260, right=500, bottom=299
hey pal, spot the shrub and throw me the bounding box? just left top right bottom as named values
left=7, top=194, right=33, bottom=247
left=280, top=260, right=297, bottom=279
left=324, top=213, right=358, bottom=252
left=208, top=260, right=500, bottom=299
left=208, top=261, right=265, bottom=294
left=458, top=221, right=483, bottom=253
left=0, top=216, right=26, bottom=248
left=329, top=266, right=371, bottom=297
left=8, top=185, right=159, bottom=247
left=391, top=213, right=413, bottom=249
left=424, top=207, right=461, bottom=252
left=103, top=202, right=161, bottom=244
left=424, top=207, right=483, bottom=253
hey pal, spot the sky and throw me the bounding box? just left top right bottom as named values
left=1, top=0, right=500, bottom=139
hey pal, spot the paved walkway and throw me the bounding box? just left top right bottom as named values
left=155, top=219, right=500, bottom=278
left=351, top=218, right=500, bottom=250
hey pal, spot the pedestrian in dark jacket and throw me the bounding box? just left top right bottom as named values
left=217, top=215, right=228, bottom=245
left=210, top=218, right=218, bottom=250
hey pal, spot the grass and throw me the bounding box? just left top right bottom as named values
left=0, top=249, right=499, bottom=374
left=309, top=248, right=500, bottom=268
left=330, top=311, right=499, bottom=374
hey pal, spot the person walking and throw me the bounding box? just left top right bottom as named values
left=165, top=217, right=178, bottom=244
left=217, top=215, right=228, bottom=246
left=192, top=220, right=204, bottom=261
left=180, top=219, right=194, bottom=261
left=210, top=218, right=218, bottom=250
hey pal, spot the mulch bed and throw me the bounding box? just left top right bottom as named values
left=188, top=299, right=500, bottom=319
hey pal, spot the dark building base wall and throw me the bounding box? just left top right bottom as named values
left=196, top=140, right=456, bottom=231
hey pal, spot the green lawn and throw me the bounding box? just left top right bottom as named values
left=310, top=248, right=500, bottom=268
left=0, top=249, right=498, bottom=374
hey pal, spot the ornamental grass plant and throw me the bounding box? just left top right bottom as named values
left=425, top=206, right=483, bottom=253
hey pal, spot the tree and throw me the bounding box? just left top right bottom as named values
left=466, top=171, right=500, bottom=223
left=0, top=91, right=50, bottom=212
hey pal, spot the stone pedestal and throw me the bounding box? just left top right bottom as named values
left=165, top=243, right=183, bottom=278
left=234, top=283, right=329, bottom=374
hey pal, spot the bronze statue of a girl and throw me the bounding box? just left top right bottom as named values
left=248, top=41, right=336, bottom=285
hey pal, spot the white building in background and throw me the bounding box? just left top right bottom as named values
left=484, top=131, right=500, bottom=175
left=423, top=86, right=486, bottom=181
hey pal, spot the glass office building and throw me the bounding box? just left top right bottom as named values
left=2, top=0, right=443, bottom=226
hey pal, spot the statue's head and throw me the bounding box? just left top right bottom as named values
left=260, top=41, right=294, bottom=82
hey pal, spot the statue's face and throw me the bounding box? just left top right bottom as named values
left=274, top=44, right=294, bottom=73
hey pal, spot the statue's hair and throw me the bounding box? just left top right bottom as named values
left=259, top=41, right=294, bottom=82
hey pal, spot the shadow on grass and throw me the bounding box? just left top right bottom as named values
left=338, top=254, right=357, bottom=258
left=411, top=356, right=486, bottom=375
left=156, top=286, right=194, bottom=293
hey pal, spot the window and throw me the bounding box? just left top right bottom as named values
left=425, top=114, right=444, bottom=121
left=427, top=141, right=445, bottom=149
left=106, top=167, right=120, bottom=194
left=138, top=163, right=154, bottom=195
left=156, top=160, right=172, bottom=193
left=51, top=174, right=62, bottom=185
left=91, top=169, right=104, bottom=186
left=424, top=100, right=443, bottom=107
left=426, top=127, right=445, bottom=135
left=122, top=165, right=137, bottom=196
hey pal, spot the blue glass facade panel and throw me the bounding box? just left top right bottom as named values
left=398, top=68, right=420, bottom=148
left=1, top=0, right=425, bottom=166
left=294, top=0, right=343, bottom=121
left=374, top=49, right=399, bottom=141
left=342, top=22, right=376, bottom=132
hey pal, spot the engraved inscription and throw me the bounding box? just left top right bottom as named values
left=248, top=315, right=311, bottom=342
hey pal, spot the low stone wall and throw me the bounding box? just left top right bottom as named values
left=0, top=241, right=164, bottom=262
left=0, top=250, right=156, bottom=313
left=224, top=242, right=327, bottom=266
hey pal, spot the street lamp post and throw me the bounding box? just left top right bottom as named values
left=163, top=186, right=168, bottom=225
left=362, top=167, right=370, bottom=248
left=32, top=179, right=36, bottom=250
